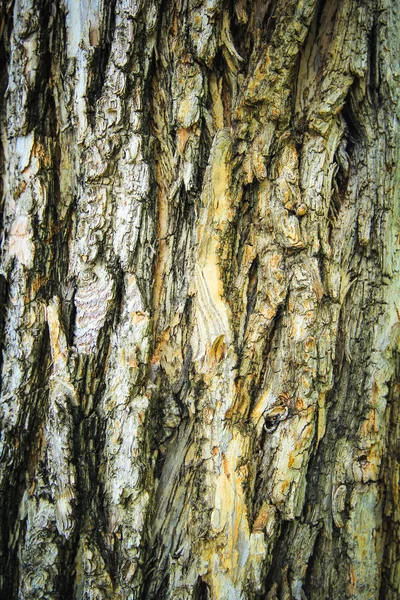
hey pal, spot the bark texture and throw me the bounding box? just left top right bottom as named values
left=0, top=0, right=399, bottom=599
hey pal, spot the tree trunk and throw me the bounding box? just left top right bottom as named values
left=0, top=0, right=399, bottom=598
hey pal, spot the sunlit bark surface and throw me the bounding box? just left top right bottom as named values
left=0, top=0, right=399, bottom=598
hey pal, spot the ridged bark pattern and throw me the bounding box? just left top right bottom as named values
left=0, top=0, right=399, bottom=598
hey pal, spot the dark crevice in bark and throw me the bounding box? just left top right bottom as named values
left=291, top=0, right=322, bottom=132
left=228, top=183, right=257, bottom=343
left=368, top=14, right=382, bottom=107
left=197, top=111, right=213, bottom=192
left=86, top=0, right=117, bottom=128
left=228, top=0, right=250, bottom=65
left=51, top=2, right=69, bottom=79
left=244, top=256, right=259, bottom=334
left=133, top=200, right=157, bottom=304
left=151, top=376, right=187, bottom=471
left=25, top=0, right=53, bottom=134
left=37, top=113, right=65, bottom=299
left=68, top=364, right=112, bottom=584
left=63, top=409, right=87, bottom=595
left=250, top=299, right=288, bottom=504
left=259, top=0, right=279, bottom=47
left=341, top=86, right=365, bottom=146
left=313, top=0, right=328, bottom=39
left=193, top=576, right=211, bottom=600
left=60, top=222, right=78, bottom=346
left=327, top=130, right=351, bottom=241
left=69, top=269, right=123, bottom=578
left=166, top=187, right=197, bottom=312
left=258, top=295, right=287, bottom=391
left=219, top=49, right=236, bottom=125
left=2, top=324, right=51, bottom=599
left=144, top=566, right=170, bottom=600
left=262, top=520, right=288, bottom=596
left=234, top=184, right=256, bottom=260
left=55, top=540, right=77, bottom=600
left=302, top=527, right=326, bottom=598
left=0, top=272, right=8, bottom=396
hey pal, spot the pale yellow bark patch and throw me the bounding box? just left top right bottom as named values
left=8, top=215, right=34, bottom=267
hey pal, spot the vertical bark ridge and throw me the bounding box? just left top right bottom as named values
left=0, top=0, right=398, bottom=599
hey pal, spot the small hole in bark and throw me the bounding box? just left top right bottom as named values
left=263, top=404, right=289, bottom=432
left=264, top=416, right=280, bottom=432
left=358, top=455, right=368, bottom=466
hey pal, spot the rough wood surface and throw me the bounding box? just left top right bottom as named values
left=0, top=0, right=399, bottom=598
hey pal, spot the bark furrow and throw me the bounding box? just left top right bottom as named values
left=0, top=0, right=399, bottom=599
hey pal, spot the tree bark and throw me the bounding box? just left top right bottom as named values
left=0, top=0, right=399, bottom=598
